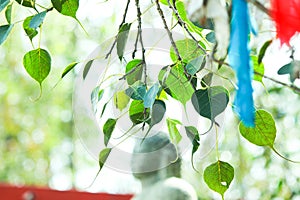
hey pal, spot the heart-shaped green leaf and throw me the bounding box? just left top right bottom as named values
left=0, top=24, right=13, bottom=45
left=239, top=109, right=276, bottom=147
left=185, top=56, right=205, bottom=75
left=204, top=160, right=234, bottom=198
left=150, top=100, right=166, bottom=126
left=114, top=90, right=130, bottom=111
left=103, top=118, right=117, bottom=146
left=166, top=118, right=182, bottom=144
left=23, top=16, right=38, bottom=41
left=191, top=86, right=229, bottom=120
left=51, top=0, right=79, bottom=18
left=30, top=11, right=47, bottom=29
left=251, top=55, right=264, bottom=83
left=117, top=23, right=131, bottom=60
left=23, top=48, right=51, bottom=85
left=129, top=100, right=150, bottom=125
left=125, top=59, right=143, bottom=85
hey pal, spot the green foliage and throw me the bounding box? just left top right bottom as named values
left=251, top=55, right=265, bottom=83
left=51, top=0, right=79, bottom=18
left=99, top=148, right=112, bottom=171
left=83, top=60, right=94, bottom=80
left=61, top=62, right=78, bottom=78
left=144, top=83, right=159, bottom=108
left=103, top=118, right=117, bottom=146
left=125, top=81, right=146, bottom=100
left=16, top=0, right=35, bottom=8
left=30, top=11, right=47, bottom=29
left=258, top=40, right=272, bottom=64
left=114, top=90, right=130, bottom=111
left=23, top=16, right=38, bottom=41
left=166, top=118, right=182, bottom=144
left=125, top=59, right=143, bottom=85
left=204, top=160, right=234, bottom=198
left=5, top=3, right=12, bottom=24
left=0, top=24, right=13, bottom=45
left=185, top=126, right=200, bottom=167
left=117, top=23, right=131, bottom=60
left=91, top=86, right=104, bottom=112
left=129, top=100, right=150, bottom=125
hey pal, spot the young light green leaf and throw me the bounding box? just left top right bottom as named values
left=251, top=55, right=264, bottom=83
left=166, top=118, right=182, bottom=144
left=158, top=64, right=194, bottom=105
left=191, top=86, right=229, bottom=120
left=83, top=59, right=94, bottom=80
left=239, top=109, right=276, bottom=147
left=0, top=24, right=13, bottom=45
left=204, top=160, right=234, bottom=198
left=16, top=0, right=35, bottom=8
left=201, top=72, right=213, bottom=87
left=30, top=11, right=47, bottom=29
left=125, top=59, right=143, bottom=85
left=51, top=0, right=79, bottom=18
left=170, top=39, right=205, bottom=63
left=99, top=148, right=111, bottom=170
left=129, top=100, right=150, bottom=125
left=114, top=90, right=130, bottom=111
left=185, top=126, right=200, bottom=169
left=185, top=56, right=205, bottom=75
left=258, top=40, right=272, bottom=64
left=144, top=83, right=159, bottom=108
left=117, top=23, right=131, bottom=60
left=23, top=16, right=38, bottom=41
left=61, top=62, right=78, bottom=78
left=5, top=3, right=12, bottom=24
left=125, top=81, right=146, bottom=100
left=103, top=118, right=117, bottom=146
left=0, top=0, right=9, bottom=12
left=23, top=48, right=51, bottom=85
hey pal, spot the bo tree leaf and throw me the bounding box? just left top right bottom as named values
left=185, top=126, right=200, bottom=169
left=103, top=118, right=117, bottom=146
left=113, top=90, right=130, bottom=111
left=61, top=62, right=78, bottom=78
left=23, top=16, right=38, bottom=41
left=0, top=24, right=13, bottom=45
left=166, top=118, right=182, bottom=144
left=239, top=109, right=276, bottom=147
left=51, top=0, right=79, bottom=18
left=251, top=55, right=264, bottom=83
left=99, top=148, right=111, bottom=171
left=129, top=100, right=150, bottom=125
left=158, top=64, right=194, bottom=105
left=258, top=40, right=272, bottom=64
left=204, top=160, right=234, bottom=198
left=83, top=59, right=94, bottom=80
left=15, top=0, right=35, bottom=8
left=5, top=3, right=12, bottom=24
left=185, top=56, right=205, bottom=76
left=125, top=81, right=146, bottom=100
left=191, top=86, right=229, bottom=120
left=170, top=39, right=205, bottom=63
left=144, top=83, right=159, bottom=108
left=30, top=11, right=47, bottom=29
left=23, top=48, right=51, bottom=85
left=117, top=23, right=131, bottom=60
left=125, top=59, right=143, bottom=85
left=0, top=0, right=9, bottom=12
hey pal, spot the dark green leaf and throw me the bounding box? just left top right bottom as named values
left=170, top=39, right=205, bottom=63
left=61, top=62, right=78, bottom=78
left=185, top=56, right=205, bottom=75
left=201, top=72, right=213, bottom=87
left=83, top=59, right=93, bottom=80
left=277, top=61, right=300, bottom=82
left=125, top=59, right=143, bottom=85
left=30, top=11, right=47, bottom=29
left=103, top=118, right=117, bottom=146
left=125, top=81, right=146, bottom=100
left=278, top=63, right=292, bottom=75
left=185, top=126, right=200, bottom=163
left=100, top=102, right=108, bottom=118
left=51, top=0, right=79, bottom=18
left=0, top=0, right=9, bottom=12
left=251, top=55, right=264, bottom=83
left=15, top=0, right=35, bottom=8
left=166, top=118, right=182, bottom=144
left=158, top=64, right=194, bottom=105
left=23, top=16, right=38, bottom=41
left=239, top=109, right=276, bottom=147
left=206, top=32, right=216, bottom=43
left=23, top=48, right=51, bottom=85
left=144, top=83, right=159, bottom=108
left=150, top=100, right=166, bottom=126
left=191, top=86, right=229, bottom=120
left=5, top=3, right=12, bottom=24
left=117, top=23, right=131, bottom=60
left=113, top=90, right=130, bottom=111
left=258, top=40, right=272, bottom=64
left=129, top=100, right=150, bottom=125
left=0, top=24, right=13, bottom=45
left=204, top=160, right=234, bottom=197
left=91, top=86, right=104, bottom=112
left=99, top=148, right=111, bottom=170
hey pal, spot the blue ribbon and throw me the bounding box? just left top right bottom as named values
left=228, top=0, right=255, bottom=127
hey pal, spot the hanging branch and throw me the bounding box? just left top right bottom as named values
left=105, top=0, right=131, bottom=59
left=155, top=0, right=182, bottom=61
left=168, top=0, right=206, bottom=54
left=248, top=0, right=270, bottom=17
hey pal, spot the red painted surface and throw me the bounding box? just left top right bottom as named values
left=0, top=184, right=133, bottom=200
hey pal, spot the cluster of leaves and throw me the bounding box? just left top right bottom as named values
left=2, top=0, right=300, bottom=199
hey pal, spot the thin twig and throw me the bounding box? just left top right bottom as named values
left=105, top=0, right=131, bottom=59
left=155, top=0, right=182, bottom=61
left=168, top=0, right=206, bottom=54
left=248, top=0, right=271, bottom=17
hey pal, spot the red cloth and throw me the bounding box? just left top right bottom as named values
left=271, top=0, right=300, bottom=45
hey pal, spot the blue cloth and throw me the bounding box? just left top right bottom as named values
left=228, top=0, right=255, bottom=127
